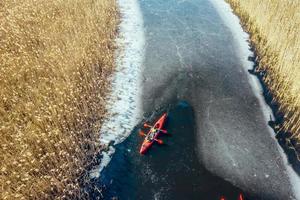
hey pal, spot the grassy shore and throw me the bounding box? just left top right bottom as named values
left=226, top=0, right=300, bottom=155
left=0, top=0, right=118, bottom=199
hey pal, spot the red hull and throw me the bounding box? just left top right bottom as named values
left=139, top=113, right=167, bottom=154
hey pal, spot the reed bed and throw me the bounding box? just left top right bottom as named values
left=0, top=0, right=118, bottom=199
left=226, top=0, right=300, bottom=155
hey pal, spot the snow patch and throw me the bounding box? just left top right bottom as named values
left=209, top=0, right=300, bottom=199
left=90, top=0, right=145, bottom=178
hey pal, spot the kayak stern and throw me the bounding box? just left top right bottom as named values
left=139, top=141, right=152, bottom=154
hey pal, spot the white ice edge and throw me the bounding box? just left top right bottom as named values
left=89, top=146, right=115, bottom=178
left=90, top=0, right=145, bottom=178
left=210, top=0, right=300, bottom=199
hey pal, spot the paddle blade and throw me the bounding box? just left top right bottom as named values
left=143, top=123, right=152, bottom=128
left=160, top=129, right=168, bottom=134
left=155, top=139, right=163, bottom=144
left=139, top=131, right=146, bottom=136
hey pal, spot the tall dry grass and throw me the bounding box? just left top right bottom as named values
left=226, top=0, right=300, bottom=154
left=0, top=0, right=118, bottom=199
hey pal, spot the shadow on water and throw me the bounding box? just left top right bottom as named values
left=92, top=101, right=255, bottom=200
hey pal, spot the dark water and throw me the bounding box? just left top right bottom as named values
left=98, top=101, right=249, bottom=200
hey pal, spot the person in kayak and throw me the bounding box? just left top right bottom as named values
left=147, top=127, right=158, bottom=141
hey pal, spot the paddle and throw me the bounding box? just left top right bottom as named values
left=154, top=139, right=163, bottom=144
left=139, top=131, right=146, bottom=136
left=143, top=123, right=152, bottom=128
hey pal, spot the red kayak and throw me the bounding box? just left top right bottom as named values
left=139, top=113, right=168, bottom=154
left=220, top=194, right=245, bottom=200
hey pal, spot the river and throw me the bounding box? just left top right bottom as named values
left=91, top=0, right=300, bottom=199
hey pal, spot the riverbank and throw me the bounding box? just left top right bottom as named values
left=90, top=0, right=145, bottom=179
left=0, top=1, right=118, bottom=199
left=225, top=0, right=300, bottom=159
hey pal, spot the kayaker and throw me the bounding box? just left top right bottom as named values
left=149, top=133, right=154, bottom=140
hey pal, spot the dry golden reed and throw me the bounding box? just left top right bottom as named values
left=0, top=0, right=118, bottom=199
left=226, top=0, right=300, bottom=154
